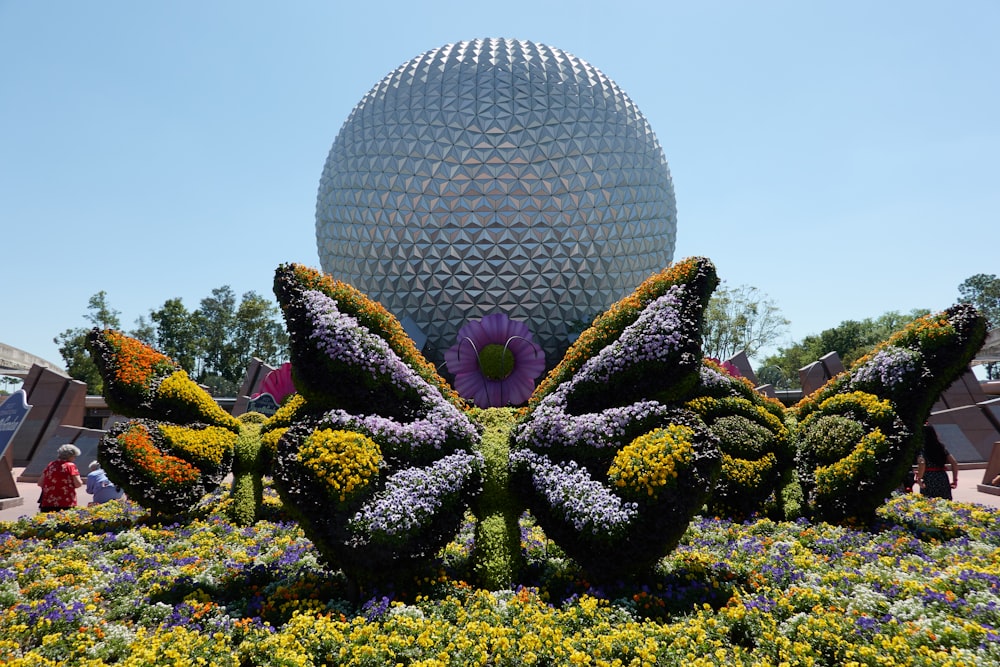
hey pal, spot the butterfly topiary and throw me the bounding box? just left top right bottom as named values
left=685, top=360, right=793, bottom=522
left=86, top=329, right=241, bottom=517
left=510, top=257, right=724, bottom=583
left=268, top=264, right=483, bottom=594
left=794, top=304, right=986, bottom=524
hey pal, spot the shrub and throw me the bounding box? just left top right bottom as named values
left=685, top=363, right=793, bottom=521
left=270, top=267, right=484, bottom=591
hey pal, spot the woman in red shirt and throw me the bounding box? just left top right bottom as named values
left=38, top=444, right=84, bottom=511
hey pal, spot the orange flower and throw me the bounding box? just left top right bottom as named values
left=106, top=330, right=177, bottom=390
left=118, top=423, right=200, bottom=487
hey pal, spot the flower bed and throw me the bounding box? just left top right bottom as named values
left=63, top=258, right=997, bottom=663
left=1, top=491, right=998, bottom=665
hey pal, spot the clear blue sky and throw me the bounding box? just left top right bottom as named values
left=2, top=1, right=997, bottom=373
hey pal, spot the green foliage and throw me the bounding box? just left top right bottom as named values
left=193, top=286, right=238, bottom=385
left=232, top=291, right=290, bottom=381
left=149, top=297, right=200, bottom=371
left=710, top=416, right=772, bottom=458
left=803, top=415, right=865, bottom=463
left=55, top=328, right=103, bottom=393
left=771, top=468, right=804, bottom=520
left=0, top=375, right=18, bottom=395
left=686, top=365, right=794, bottom=521
left=230, top=420, right=266, bottom=526
left=56, top=291, right=124, bottom=392
left=701, top=283, right=789, bottom=361
left=468, top=407, right=523, bottom=590
left=958, top=273, right=1000, bottom=327
left=957, top=273, right=1000, bottom=379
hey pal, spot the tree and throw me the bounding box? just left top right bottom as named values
left=55, top=291, right=122, bottom=393
left=958, top=273, right=1000, bottom=378
left=84, top=291, right=121, bottom=331
left=760, top=308, right=930, bottom=389
left=149, top=298, right=199, bottom=373
left=190, top=287, right=289, bottom=396
left=1, top=375, right=20, bottom=395
left=129, top=315, right=157, bottom=347
left=701, top=283, right=789, bottom=362
left=193, top=286, right=239, bottom=395
left=57, top=287, right=290, bottom=398
left=231, top=291, right=289, bottom=377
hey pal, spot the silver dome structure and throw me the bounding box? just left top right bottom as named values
left=316, top=38, right=676, bottom=368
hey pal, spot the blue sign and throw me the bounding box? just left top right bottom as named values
left=247, top=393, right=279, bottom=417
left=0, top=389, right=31, bottom=460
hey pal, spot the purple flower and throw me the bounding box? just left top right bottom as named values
left=851, top=347, right=921, bottom=389
left=510, top=450, right=638, bottom=536
left=571, top=289, right=687, bottom=387
left=302, top=289, right=421, bottom=394
left=444, top=313, right=546, bottom=407
left=317, top=397, right=480, bottom=460
left=514, top=388, right=675, bottom=452
left=350, top=451, right=483, bottom=542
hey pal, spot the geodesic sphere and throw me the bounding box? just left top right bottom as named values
left=316, top=38, right=676, bottom=368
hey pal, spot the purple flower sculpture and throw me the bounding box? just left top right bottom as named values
left=444, top=313, right=546, bottom=407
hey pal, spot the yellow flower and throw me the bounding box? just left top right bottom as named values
left=298, top=429, right=382, bottom=503
left=158, top=370, right=241, bottom=431
left=159, top=424, right=236, bottom=468
left=608, top=425, right=695, bottom=500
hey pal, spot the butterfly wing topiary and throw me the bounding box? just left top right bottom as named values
left=270, top=264, right=483, bottom=590
left=511, top=258, right=724, bottom=582
left=794, top=304, right=987, bottom=523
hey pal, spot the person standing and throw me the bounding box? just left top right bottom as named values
left=86, top=460, right=124, bottom=505
left=37, top=444, right=84, bottom=512
left=915, top=425, right=959, bottom=500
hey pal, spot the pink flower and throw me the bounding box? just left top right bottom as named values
left=444, top=313, right=546, bottom=407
